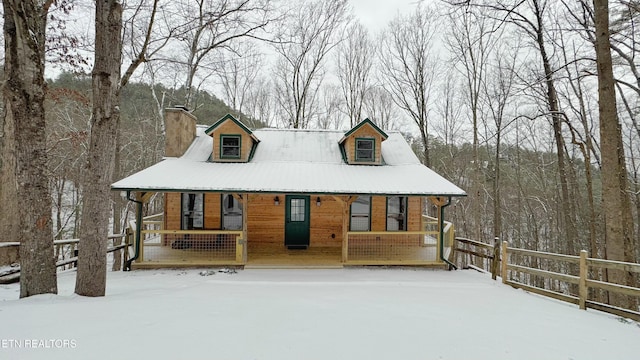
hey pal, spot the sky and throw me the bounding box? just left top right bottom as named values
left=350, top=0, right=418, bottom=32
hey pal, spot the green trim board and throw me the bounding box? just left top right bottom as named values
left=339, top=118, right=388, bottom=144
left=220, top=134, right=242, bottom=159
left=355, top=137, right=375, bottom=162
left=205, top=113, right=253, bottom=136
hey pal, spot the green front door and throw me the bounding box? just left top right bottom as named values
left=285, top=195, right=310, bottom=249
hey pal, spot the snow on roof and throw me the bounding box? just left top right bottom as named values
left=112, top=126, right=466, bottom=196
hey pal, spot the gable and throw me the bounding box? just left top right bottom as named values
left=205, top=114, right=259, bottom=162
left=339, top=119, right=387, bottom=165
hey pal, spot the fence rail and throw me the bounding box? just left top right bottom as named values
left=501, top=241, right=640, bottom=322
left=454, top=237, right=501, bottom=279
left=0, top=233, right=130, bottom=284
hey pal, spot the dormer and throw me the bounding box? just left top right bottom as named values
left=339, top=118, right=388, bottom=165
left=205, top=114, right=260, bottom=162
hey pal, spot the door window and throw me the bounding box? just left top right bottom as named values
left=290, top=198, right=306, bottom=222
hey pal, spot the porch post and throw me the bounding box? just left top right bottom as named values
left=334, top=196, right=356, bottom=263
left=242, top=193, right=248, bottom=263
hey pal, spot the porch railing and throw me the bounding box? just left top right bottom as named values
left=131, top=214, right=245, bottom=266
left=137, top=229, right=244, bottom=265
left=344, top=215, right=454, bottom=265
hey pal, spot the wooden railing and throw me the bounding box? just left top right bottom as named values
left=454, top=237, right=501, bottom=280
left=501, top=241, right=640, bottom=321
left=0, top=232, right=131, bottom=284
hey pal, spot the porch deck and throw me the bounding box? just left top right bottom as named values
left=132, top=242, right=451, bottom=268
left=245, top=244, right=342, bottom=268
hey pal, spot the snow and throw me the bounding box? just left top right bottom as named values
left=112, top=128, right=466, bottom=196
left=1, top=268, right=638, bottom=360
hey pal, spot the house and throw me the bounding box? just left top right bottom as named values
left=111, top=109, right=466, bottom=269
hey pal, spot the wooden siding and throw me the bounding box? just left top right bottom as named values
left=247, top=194, right=285, bottom=245
left=165, top=192, right=181, bottom=230
left=370, top=196, right=386, bottom=231
left=210, top=120, right=254, bottom=162
left=310, top=196, right=342, bottom=247
left=408, top=197, right=423, bottom=231
left=343, top=123, right=384, bottom=165
left=204, top=193, right=221, bottom=229
left=165, top=193, right=425, bottom=242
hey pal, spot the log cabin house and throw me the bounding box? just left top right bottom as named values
left=111, top=108, right=466, bottom=269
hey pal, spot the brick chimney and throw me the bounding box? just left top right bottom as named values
left=164, top=107, right=197, bottom=157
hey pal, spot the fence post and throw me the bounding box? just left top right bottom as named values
left=579, top=250, right=587, bottom=310
left=501, top=241, right=508, bottom=284
left=491, top=237, right=500, bottom=280
left=122, top=228, right=131, bottom=270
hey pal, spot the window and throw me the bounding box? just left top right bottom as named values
left=290, top=198, right=306, bottom=222
left=181, top=193, right=204, bottom=230
left=386, top=196, right=407, bottom=231
left=350, top=196, right=371, bottom=231
left=222, top=194, right=242, bottom=230
left=355, top=138, right=374, bottom=162
left=220, top=135, right=241, bottom=159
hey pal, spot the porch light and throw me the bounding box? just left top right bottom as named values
left=316, top=197, right=321, bottom=207
left=274, top=196, right=280, bottom=205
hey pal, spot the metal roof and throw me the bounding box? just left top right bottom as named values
left=111, top=126, right=466, bottom=197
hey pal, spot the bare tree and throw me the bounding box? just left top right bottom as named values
left=2, top=0, right=58, bottom=297
left=336, top=21, right=373, bottom=127
left=244, top=76, right=277, bottom=127
left=272, top=0, right=350, bottom=128
left=168, top=0, right=274, bottom=108
left=445, top=6, right=498, bottom=243
left=317, top=84, right=344, bottom=129
left=75, top=0, right=123, bottom=297
left=482, top=43, right=519, bottom=240
left=593, top=0, right=636, bottom=305
left=216, top=42, right=264, bottom=125
left=364, top=86, right=396, bottom=131
left=378, top=4, right=438, bottom=166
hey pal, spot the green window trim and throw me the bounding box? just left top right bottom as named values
left=349, top=195, right=372, bottom=231
left=220, top=134, right=242, bottom=159
left=386, top=196, right=407, bottom=231
left=355, top=137, right=375, bottom=162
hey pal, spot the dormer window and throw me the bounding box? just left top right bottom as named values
left=355, top=138, right=374, bottom=162
left=338, top=119, right=387, bottom=165
left=221, top=135, right=241, bottom=159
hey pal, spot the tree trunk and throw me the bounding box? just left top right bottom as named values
left=533, top=9, right=577, bottom=255
left=593, top=0, right=636, bottom=307
left=3, top=0, right=58, bottom=297
left=75, top=0, right=123, bottom=297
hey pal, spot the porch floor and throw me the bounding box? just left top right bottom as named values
left=246, top=244, right=343, bottom=268
left=132, top=242, right=451, bottom=268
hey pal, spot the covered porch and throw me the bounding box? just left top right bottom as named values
left=126, top=192, right=455, bottom=269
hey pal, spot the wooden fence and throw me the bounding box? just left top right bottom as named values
left=453, top=238, right=640, bottom=321
left=0, top=232, right=131, bottom=284
left=454, top=237, right=501, bottom=279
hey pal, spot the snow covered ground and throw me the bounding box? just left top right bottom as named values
left=1, top=268, right=638, bottom=360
